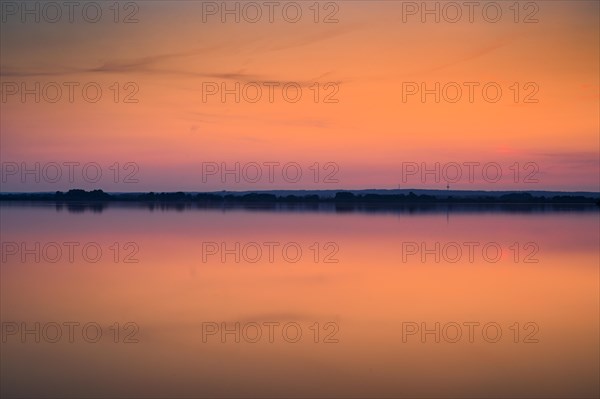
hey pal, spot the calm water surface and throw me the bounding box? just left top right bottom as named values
left=1, top=203, right=598, bottom=398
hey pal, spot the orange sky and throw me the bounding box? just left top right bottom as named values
left=1, top=0, right=598, bottom=191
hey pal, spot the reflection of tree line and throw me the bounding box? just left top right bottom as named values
left=1, top=189, right=599, bottom=205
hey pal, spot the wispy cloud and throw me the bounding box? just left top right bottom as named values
left=188, top=111, right=331, bottom=130
left=0, top=46, right=264, bottom=81
left=536, top=152, right=600, bottom=168
left=409, top=35, right=519, bottom=76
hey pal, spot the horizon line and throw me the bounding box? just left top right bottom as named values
left=2, top=188, right=600, bottom=195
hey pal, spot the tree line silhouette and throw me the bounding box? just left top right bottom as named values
left=1, top=189, right=598, bottom=205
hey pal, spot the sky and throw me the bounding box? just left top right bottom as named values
left=0, top=0, right=599, bottom=192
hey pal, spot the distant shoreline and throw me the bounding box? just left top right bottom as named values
left=1, top=189, right=599, bottom=205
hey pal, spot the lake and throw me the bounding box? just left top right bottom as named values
left=1, top=203, right=598, bottom=398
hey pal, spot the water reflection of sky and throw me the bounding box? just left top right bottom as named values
left=1, top=205, right=598, bottom=398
